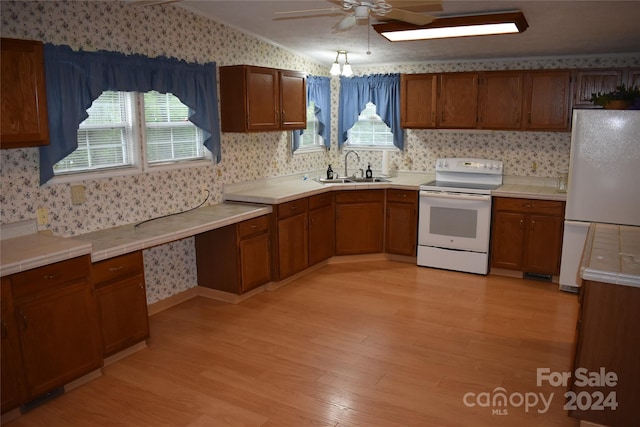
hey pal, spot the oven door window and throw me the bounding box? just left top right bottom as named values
left=418, top=194, right=491, bottom=252
left=430, top=206, right=477, bottom=238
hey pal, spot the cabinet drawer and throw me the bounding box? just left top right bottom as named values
left=92, top=251, right=144, bottom=287
left=335, top=190, right=385, bottom=204
left=494, top=197, right=565, bottom=216
left=11, top=255, right=91, bottom=300
left=237, top=215, right=270, bottom=239
left=386, top=189, right=418, bottom=205
left=309, top=193, right=333, bottom=210
left=277, top=198, right=308, bottom=219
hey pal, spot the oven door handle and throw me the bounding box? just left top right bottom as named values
left=419, top=191, right=491, bottom=202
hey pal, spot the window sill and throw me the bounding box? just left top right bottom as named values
left=342, top=145, right=399, bottom=152
left=49, top=158, right=213, bottom=185
left=293, top=145, right=326, bottom=155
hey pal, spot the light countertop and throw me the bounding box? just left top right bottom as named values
left=224, top=172, right=567, bottom=204
left=1, top=203, right=271, bottom=276
left=580, top=223, right=640, bottom=288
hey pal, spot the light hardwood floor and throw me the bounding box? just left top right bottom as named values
left=5, top=261, right=580, bottom=427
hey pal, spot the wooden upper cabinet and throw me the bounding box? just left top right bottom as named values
left=400, top=73, right=438, bottom=128
left=625, top=68, right=640, bottom=89
left=478, top=71, right=524, bottom=130
left=219, top=65, right=306, bottom=132
left=1, top=38, right=50, bottom=149
left=523, top=70, right=572, bottom=131
left=573, top=69, right=624, bottom=108
left=279, top=69, right=306, bottom=129
left=437, top=72, right=478, bottom=128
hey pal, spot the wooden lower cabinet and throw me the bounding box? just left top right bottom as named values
left=1, top=277, right=26, bottom=414
left=272, top=198, right=309, bottom=280
left=308, top=193, right=334, bottom=265
left=490, top=197, right=565, bottom=275
left=3, top=255, right=101, bottom=409
left=92, top=251, right=149, bottom=357
left=385, top=189, right=418, bottom=256
left=196, top=215, right=271, bottom=294
left=571, top=280, right=640, bottom=426
left=335, top=190, right=385, bottom=255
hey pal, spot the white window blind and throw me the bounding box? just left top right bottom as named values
left=346, top=102, right=394, bottom=147
left=299, top=101, right=323, bottom=148
left=54, top=92, right=134, bottom=173
left=143, top=91, right=204, bottom=164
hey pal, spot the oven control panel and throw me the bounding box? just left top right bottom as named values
left=436, top=158, right=503, bottom=174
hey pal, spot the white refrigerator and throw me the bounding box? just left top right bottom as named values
left=559, top=110, right=640, bottom=292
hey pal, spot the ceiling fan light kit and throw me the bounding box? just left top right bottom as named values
left=373, top=11, right=528, bottom=42
left=330, top=50, right=353, bottom=76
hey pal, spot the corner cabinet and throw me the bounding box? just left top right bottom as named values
left=92, top=251, right=149, bottom=357
left=1, top=38, right=50, bottom=149
left=219, top=65, right=306, bottom=132
left=490, top=197, right=565, bottom=276
left=335, top=190, right=385, bottom=255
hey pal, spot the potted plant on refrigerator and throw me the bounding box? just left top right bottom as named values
left=590, top=84, right=640, bottom=110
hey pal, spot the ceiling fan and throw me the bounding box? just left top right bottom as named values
left=275, top=0, right=443, bottom=31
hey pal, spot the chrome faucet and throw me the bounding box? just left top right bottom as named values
left=344, top=150, right=360, bottom=178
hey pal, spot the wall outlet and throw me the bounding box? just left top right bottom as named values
left=36, top=208, right=49, bottom=225
left=216, top=169, right=222, bottom=177
left=71, top=185, right=86, bottom=205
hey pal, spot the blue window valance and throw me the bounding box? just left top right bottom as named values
left=338, top=73, right=404, bottom=150
left=39, top=44, right=221, bottom=185
left=292, top=75, right=331, bottom=151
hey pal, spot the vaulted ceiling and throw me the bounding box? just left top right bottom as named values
left=173, top=1, right=640, bottom=69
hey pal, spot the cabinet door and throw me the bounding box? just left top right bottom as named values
left=626, top=68, right=640, bottom=89
left=1, top=38, right=49, bottom=148
left=280, top=70, right=306, bottom=129
left=335, top=203, right=384, bottom=255
left=401, top=74, right=437, bottom=128
left=523, top=214, right=564, bottom=275
left=437, top=72, right=478, bottom=129
left=309, top=204, right=334, bottom=265
left=278, top=213, right=308, bottom=279
left=239, top=233, right=271, bottom=292
left=95, top=276, right=149, bottom=357
left=490, top=211, right=525, bottom=270
left=246, top=67, right=280, bottom=131
left=478, top=71, right=523, bottom=130
left=574, top=69, right=624, bottom=108
left=1, top=277, right=26, bottom=414
left=523, top=70, right=572, bottom=131
left=385, top=202, right=417, bottom=256
left=15, top=280, right=101, bottom=397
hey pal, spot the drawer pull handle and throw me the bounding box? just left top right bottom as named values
left=397, top=194, right=407, bottom=198
left=43, top=274, right=56, bottom=280
left=250, top=224, right=258, bottom=229
left=519, top=219, right=524, bottom=230
left=290, top=206, right=298, bottom=210
left=523, top=204, right=535, bottom=208
left=109, top=266, right=125, bottom=272
left=139, top=283, right=144, bottom=290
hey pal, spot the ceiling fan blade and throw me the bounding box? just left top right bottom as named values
left=383, top=8, right=435, bottom=25
left=387, top=0, right=443, bottom=12
left=334, top=15, right=357, bottom=31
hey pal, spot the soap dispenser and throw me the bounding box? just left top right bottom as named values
left=327, top=164, right=334, bottom=180
left=365, top=163, right=373, bottom=179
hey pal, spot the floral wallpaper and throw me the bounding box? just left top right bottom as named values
left=1, top=0, right=638, bottom=304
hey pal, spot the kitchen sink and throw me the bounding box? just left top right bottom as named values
left=317, top=177, right=390, bottom=184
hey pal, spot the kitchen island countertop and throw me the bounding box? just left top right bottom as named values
left=580, top=223, right=640, bottom=287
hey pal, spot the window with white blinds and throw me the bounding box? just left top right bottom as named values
left=54, top=91, right=207, bottom=178
left=54, top=92, right=134, bottom=173
left=346, top=102, right=394, bottom=148
left=143, top=91, right=204, bottom=164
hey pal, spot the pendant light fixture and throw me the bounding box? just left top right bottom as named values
left=329, top=50, right=353, bottom=77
